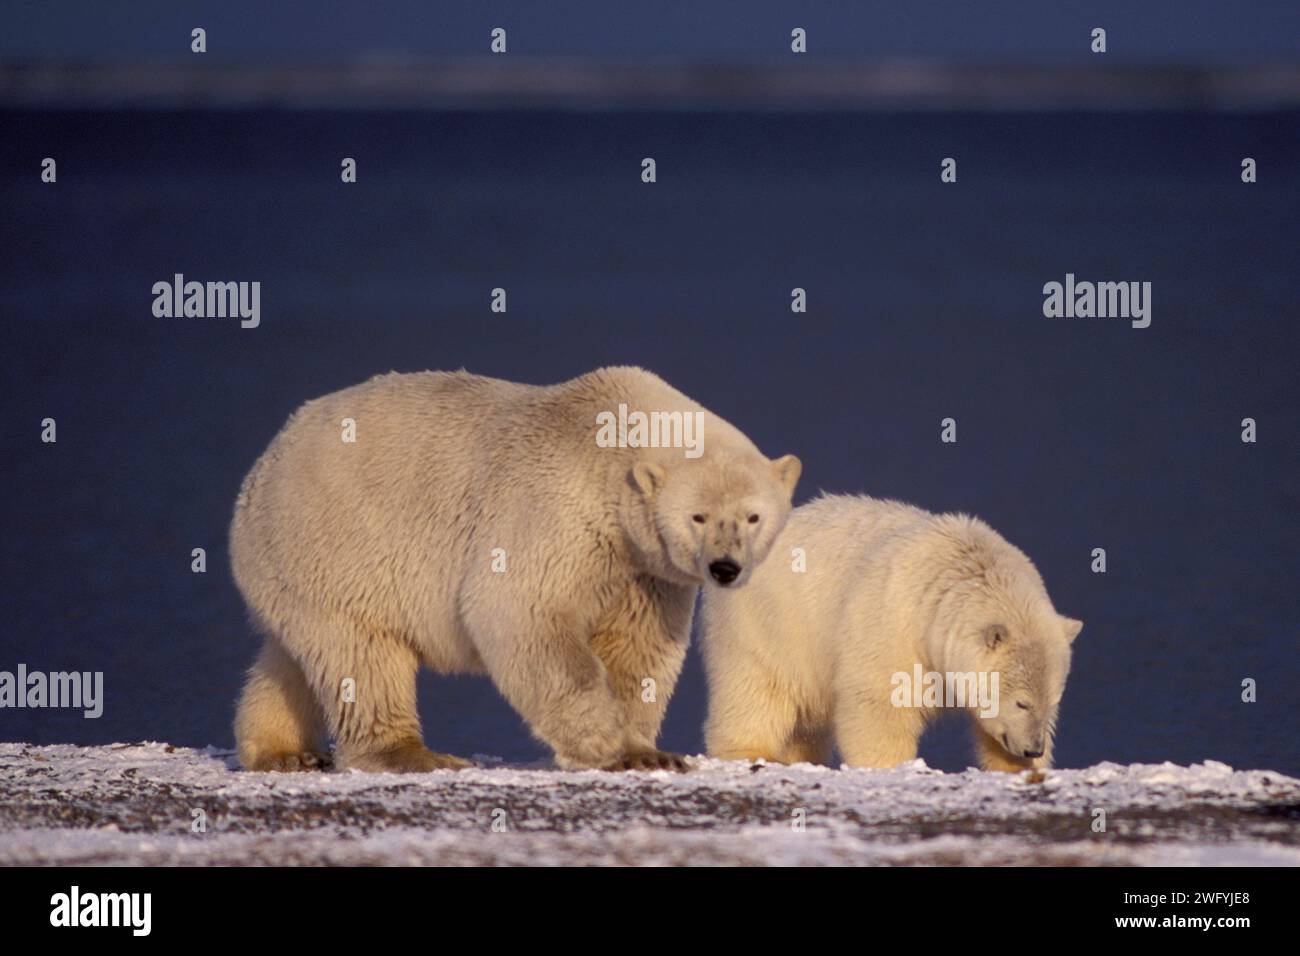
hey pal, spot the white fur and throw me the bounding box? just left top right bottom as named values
left=231, top=366, right=800, bottom=772
left=701, top=495, right=1081, bottom=772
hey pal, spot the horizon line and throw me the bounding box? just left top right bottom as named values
left=4, top=57, right=1299, bottom=111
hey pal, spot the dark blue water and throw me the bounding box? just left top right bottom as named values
left=2, top=109, right=1297, bottom=773
left=5, top=0, right=1300, bottom=61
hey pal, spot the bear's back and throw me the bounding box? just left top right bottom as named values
left=702, top=495, right=946, bottom=665
left=229, top=370, right=583, bottom=616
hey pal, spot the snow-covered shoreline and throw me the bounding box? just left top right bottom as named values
left=2, top=743, right=1297, bottom=866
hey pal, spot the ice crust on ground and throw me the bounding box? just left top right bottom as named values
left=1, top=743, right=1296, bottom=866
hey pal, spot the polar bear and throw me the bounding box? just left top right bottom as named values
left=231, top=367, right=800, bottom=773
left=701, top=495, right=1081, bottom=772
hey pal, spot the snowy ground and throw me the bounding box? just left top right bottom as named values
left=1, top=743, right=1297, bottom=866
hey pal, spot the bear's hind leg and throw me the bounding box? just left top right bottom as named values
left=704, top=653, right=800, bottom=764
left=320, top=627, right=470, bottom=773
left=235, top=637, right=331, bottom=772
left=780, top=723, right=834, bottom=766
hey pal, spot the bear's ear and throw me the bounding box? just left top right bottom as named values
left=1059, top=616, right=1083, bottom=643
left=631, top=461, right=668, bottom=498
left=983, top=623, right=1008, bottom=650
left=771, top=454, right=802, bottom=497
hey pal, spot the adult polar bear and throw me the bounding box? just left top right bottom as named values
left=231, top=367, right=801, bottom=773
left=702, top=496, right=1082, bottom=772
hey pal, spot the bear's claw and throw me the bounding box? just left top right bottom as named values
left=606, top=750, right=691, bottom=772
left=249, top=750, right=334, bottom=772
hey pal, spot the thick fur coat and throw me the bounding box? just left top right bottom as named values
left=231, top=367, right=800, bottom=772
left=702, top=495, right=1081, bottom=771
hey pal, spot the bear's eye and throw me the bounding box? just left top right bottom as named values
left=1016, top=701, right=1030, bottom=711
left=692, top=514, right=706, bottom=524
left=747, top=514, right=760, bottom=524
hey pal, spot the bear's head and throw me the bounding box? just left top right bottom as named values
left=623, top=451, right=801, bottom=589
left=928, top=539, right=1082, bottom=764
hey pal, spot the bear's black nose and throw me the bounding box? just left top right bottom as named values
left=708, top=559, right=741, bottom=585
left=1022, top=748, right=1044, bottom=759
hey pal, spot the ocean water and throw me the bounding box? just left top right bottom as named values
left=2, top=109, right=1297, bottom=774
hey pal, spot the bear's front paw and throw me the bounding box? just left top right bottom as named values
left=341, top=741, right=473, bottom=773
left=244, top=750, right=334, bottom=772
left=605, top=749, right=691, bottom=772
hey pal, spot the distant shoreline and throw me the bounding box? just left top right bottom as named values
left=4, top=58, right=1299, bottom=110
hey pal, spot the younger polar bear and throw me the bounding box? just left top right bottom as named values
left=232, top=366, right=800, bottom=773
left=702, top=495, right=1081, bottom=772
